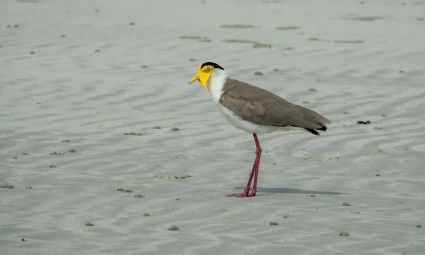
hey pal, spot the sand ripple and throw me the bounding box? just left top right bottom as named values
left=1, top=0, right=425, bottom=254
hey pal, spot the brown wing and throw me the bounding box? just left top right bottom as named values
left=220, top=79, right=330, bottom=134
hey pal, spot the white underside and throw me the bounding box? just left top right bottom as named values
left=208, top=70, right=300, bottom=134
left=218, top=104, right=284, bottom=134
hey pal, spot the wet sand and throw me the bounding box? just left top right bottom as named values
left=1, top=0, right=425, bottom=254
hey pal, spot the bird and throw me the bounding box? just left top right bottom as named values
left=189, top=62, right=330, bottom=197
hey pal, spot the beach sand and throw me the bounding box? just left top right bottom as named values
left=1, top=0, right=425, bottom=254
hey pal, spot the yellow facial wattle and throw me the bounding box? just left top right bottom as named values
left=189, top=64, right=215, bottom=90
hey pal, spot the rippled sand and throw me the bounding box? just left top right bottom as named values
left=1, top=0, right=425, bottom=254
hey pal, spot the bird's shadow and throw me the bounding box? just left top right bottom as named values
left=235, top=187, right=346, bottom=196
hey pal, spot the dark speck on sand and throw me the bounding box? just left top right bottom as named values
left=84, top=222, right=94, bottom=227
left=124, top=132, right=144, bottom=136
left=168, top=225, right=179, bottom=231
left=50, top=151, right=64, bottom=155
left=269, top=221, right=279, bottom=226
left=174, top=175, right=192, bottom=180
left=117, top=188, right=133, bottom=193
left=339, top=231, right=350, bottom=236
left=357, top=120, right=371, bottom=125
left=254, top=71, right=264, bottom=76
left=171, top=127, right=180, bottom=131
left=1, top=184, right=15, bottom=189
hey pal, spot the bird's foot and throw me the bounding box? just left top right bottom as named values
left=226, top=191, right=256, bottom=198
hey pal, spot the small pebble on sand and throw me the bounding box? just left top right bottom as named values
left=269, top=221, right=279, bottom=226
left=49, top=151, right=64, bottom=155
left=1, top=184, right=15, bottom=189
left=339, top=231, right=350, bottom=236
left=416, top=224, right=422, bottom=228
left=343, top=202, right=352, bottom=206
left=68, top=149, right=76, bottom=153
left=357, top=120, right=371, bottom=125
left=84, top=222, right=94, bottom=227
left=171, top=127, right=180, bottom=131
left=117, top=188, right=133, bottom=193
left=152, top=126, right=161, bottom=129
left=168, top=225, right=179, bottom=231
left=174, top=175, right=192, bottom=179
left=308, top=88, right=317, bottom=92
left=254, top=71, right=264, bottom=76
left=124, top=132, right=144, bottom=136
left=143, top=213, right=151, bottom=217
left=134, top=194, right=145, bottom=198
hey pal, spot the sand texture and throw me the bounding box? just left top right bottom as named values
left=1, top=0, right=425, bottom=254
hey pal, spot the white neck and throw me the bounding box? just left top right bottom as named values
left=208, top=69, right=228, bottom=104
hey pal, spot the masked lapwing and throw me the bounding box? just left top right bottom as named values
left=189, top=62, right=330, bottom=197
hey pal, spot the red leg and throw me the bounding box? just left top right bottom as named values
left=227, top=133, right=262, bottom=197
left=249, top=133, right=262, bottom=196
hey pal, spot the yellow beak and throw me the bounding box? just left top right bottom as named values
left=188, top=74, right=199, bottom=84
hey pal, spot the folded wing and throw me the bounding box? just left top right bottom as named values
left=220, top=79, right=331, bottom=135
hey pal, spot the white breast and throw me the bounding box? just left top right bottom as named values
left=208, top=70, right=227, bottom=104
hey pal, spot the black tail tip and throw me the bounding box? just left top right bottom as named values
left=305, top=125, right=327, bottom=136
